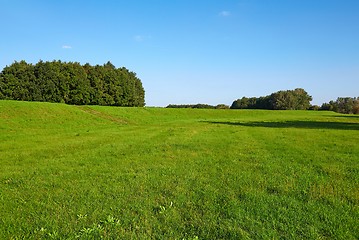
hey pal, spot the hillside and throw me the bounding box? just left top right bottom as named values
left=0, top=100, right=358, bottom=239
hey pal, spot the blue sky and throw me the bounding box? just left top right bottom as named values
left=1, top=0, right=358, bottom=106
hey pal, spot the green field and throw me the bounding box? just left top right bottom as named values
left=0, top=100, right=358, bottom=239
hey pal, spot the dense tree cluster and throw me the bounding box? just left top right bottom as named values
left=166, top=104, right=229, bottom=109
left=320, top=97, right=359, bottom=114
left=0, top=60, right=145, bottom=106
left=231, top=88, right=312, bottom=110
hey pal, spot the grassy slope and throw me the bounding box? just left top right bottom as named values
left=0, top=100, right=358, bottom=239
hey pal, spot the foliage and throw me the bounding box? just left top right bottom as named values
left=166, top=104, right=229, bottom=109
left=215, top=104, right=230, bottom=109
left=230, top=88, right=312, bottom=110
left=0, top=100, right=358, bottom=239
left=166, top=104, right=216, bottom=109
left=320, top=97, right=359, bottom=114
left=308, top=105, right=320, bottom=111
left=0, top=60, right=145, bottom=106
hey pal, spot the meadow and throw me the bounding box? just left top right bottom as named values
left=0, top=100, right=358, bottom=239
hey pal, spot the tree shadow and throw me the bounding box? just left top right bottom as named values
left=332, top=115, right=359, bottom=119
left=207, top=120, right=359, bottom=131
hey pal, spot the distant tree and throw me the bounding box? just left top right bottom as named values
left=193, top=104, right=215, bottom=109
left=255, top=96, right=271, bottom=109
left=231, top=97, right=248, bottom=109
left=292, top=88, right=313, bottom=110
left=270, top=88, right=312, bottom=110
left=270, top=90, right=292, bottom=110
left=320, top=97, right=359, bottom=114
left=320, top=102, right=332, bottom=111
left=309, top=105, right=320, bottom=111
left=231, top=97, right=259, bottom=109
left=336, top=97, right=355, bottom=114
left=216, top=104, right=229, bottom=109
left=230, top=99, right=240, bottom=109
left=353, top=99, right=359, bottom=114
left=231, top=88, right=312, bottom=110
left=166, top=104, right=216, bottom=109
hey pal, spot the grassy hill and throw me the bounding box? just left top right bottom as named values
left=0, top=100, right=358, bottom=239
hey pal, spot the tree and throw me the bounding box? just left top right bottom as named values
left=269, top=88, right=312, bottom=110
left=0, top=61, right=36, bottom=101
left=216, top=104, right=229, bottom=109
left=353, top=99, right=359, bottom=114
left=231, top=88, right=312, bottom=110
left=320, top=97, right=359, bottom=114
left=0, top=60, right=145, bottom=107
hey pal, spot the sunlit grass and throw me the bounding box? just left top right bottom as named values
left=0, top=100, right=358, bottom=239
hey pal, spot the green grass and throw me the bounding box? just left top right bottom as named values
left=0, top=100, right=358, bottom=239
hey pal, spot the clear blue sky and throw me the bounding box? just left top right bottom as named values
left=1, top=0, right=358, bottom=106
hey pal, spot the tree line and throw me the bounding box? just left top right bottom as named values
left=230, top=88, right=312, bottom=110
left=0, top=60, right=145, bottom=106
left=166, top=88, right=358, bottom=114
left=166, top=104, right=229, bottom=109
left=1, top=63, right=357, bottom=114
left=320, top=97, right=359, bottom=114
left=230, top=88, right=358, bottom=114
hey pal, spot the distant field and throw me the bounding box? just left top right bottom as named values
left=0, top=100, right=358, bottom=239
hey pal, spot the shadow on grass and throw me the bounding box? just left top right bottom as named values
left=332, top=115, right=359, bottom=119
left=208, top=120, right=359, bottom=130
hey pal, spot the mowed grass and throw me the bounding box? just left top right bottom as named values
left=0, top=100, right=358, bottom=239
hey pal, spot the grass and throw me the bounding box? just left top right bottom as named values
left=0, top=100, right=358, bottom=239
